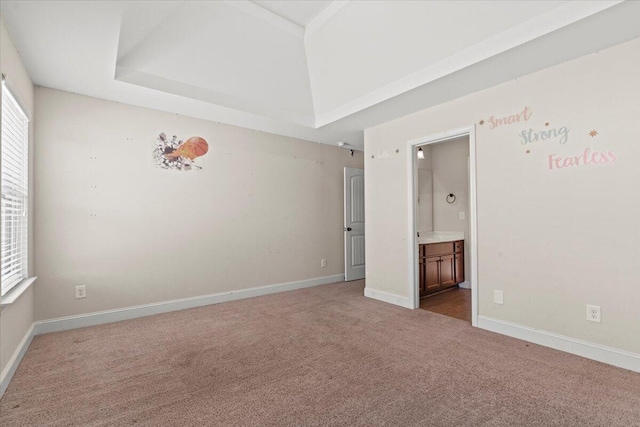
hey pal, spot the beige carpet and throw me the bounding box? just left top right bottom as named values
left=1, top=280, right=639, bottom=426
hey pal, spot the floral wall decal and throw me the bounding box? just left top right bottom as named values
left=153, top=133, right=209, bottom=170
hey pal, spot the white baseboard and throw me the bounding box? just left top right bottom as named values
left=1, top=274, right=344, bottom=399
left=6, top=281, right=636, bottom=402
left=364, top=287, right=413, bottom=309
left=458, top=281, right=471, bottom=289
left=0, top=323, right=35, bottom=398
left=478, top=315, right=640, bottom=373
left=34, top=274, right=344, bottom=335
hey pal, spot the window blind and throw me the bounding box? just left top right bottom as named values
left=1, top=83, right=29, bottom=296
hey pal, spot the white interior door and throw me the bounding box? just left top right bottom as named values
left=344, top=167, right=365, bottom=281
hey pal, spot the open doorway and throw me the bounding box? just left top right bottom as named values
left=407, top=127, right=478, bottom=326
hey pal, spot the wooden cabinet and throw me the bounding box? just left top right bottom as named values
left=454, top=251, right=464, bottom=284
left=419, top=240, right=464, bottom=297
left=423, top=256, right=440, bottom=293
left=439, top=254, right=456, bottom=287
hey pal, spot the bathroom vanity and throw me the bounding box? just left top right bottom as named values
left=418, top=233, right=464, bottom=297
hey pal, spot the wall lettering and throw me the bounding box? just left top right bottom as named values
left=487, top=106, right=533, bottom=129
left=482, top=106, right=616, bottom=171
left=548, top=147, right=616, bottom=170
left=520, top=126, right=570, bottom=145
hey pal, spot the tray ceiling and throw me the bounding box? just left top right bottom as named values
left=1, top=1, right=638, bottom=149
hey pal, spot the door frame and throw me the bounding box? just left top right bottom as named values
left=406, top=126, right=479, bottom=327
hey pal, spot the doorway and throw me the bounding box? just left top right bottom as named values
left=420, top=287, right=471, bottom=322
left=407, top=127, right=478, bottom=326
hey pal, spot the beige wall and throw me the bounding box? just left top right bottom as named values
left=0, top=17, right=35, bottom=376
left=416, top=145, right=432, bottom=232
left=431, top=137, right=471, bottom=282
left=365, top=39, right=640, bottom=354
left=34, top=87, right=363, bottom=321
left=431, top=137, right=469, bottom=233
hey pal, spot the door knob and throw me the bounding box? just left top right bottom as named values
left=345, top=227, right=352, bottom=231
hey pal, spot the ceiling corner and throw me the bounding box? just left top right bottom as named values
left=305, top=0, right=349, bottom=38
left=227, top=0, right=304, bottom=38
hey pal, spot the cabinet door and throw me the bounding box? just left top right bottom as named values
left=455, top=253, right=464, bottom=284
left=439, top=255, right=456, bottom=288
left=419, top=257, right=426, bottom=297
left=425, top=257, right=441, bottom=292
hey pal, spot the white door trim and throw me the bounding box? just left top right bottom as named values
left=406, top=126, right=479, bottom=327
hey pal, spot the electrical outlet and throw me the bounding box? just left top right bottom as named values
left=586, top=305, right=601, bottom=323
left=321, top=258, right=327, bottom=268
left=459, top=211, right=466, bottom=220
left=494, top=290, right=504, bottom=305
left=75, top=285, right=86, bottom=299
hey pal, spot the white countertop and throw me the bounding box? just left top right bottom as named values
left=417, top=231, right=464, bottom=244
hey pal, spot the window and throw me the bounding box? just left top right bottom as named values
left=1, top=82, right=29, bottom=296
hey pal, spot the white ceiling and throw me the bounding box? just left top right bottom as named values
left=117, top=2, right=315, bottom=125
left=252, top=1, right=333, bottom=27
left=1, top=1, right=639, bottom=150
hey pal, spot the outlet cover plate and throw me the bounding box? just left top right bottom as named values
left=586, top=304, right=601, bottom=323
left=75, top=285, right=86, bottom=299
left=494, top=290, right=504, bottom=305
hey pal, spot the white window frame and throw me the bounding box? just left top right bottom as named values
left=1, top=79, right=30, bottom=298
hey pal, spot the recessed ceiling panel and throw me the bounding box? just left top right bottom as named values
left=116, top=1, right=315, bottom=126
left=305, top=0, right=574, bottom=121
left=252, top=0, right=333, bottom=27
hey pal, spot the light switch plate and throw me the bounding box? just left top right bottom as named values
left=494, top=290, right=504, bottom=305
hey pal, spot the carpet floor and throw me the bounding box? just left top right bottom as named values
left=1, top=280, right=639, bottom=426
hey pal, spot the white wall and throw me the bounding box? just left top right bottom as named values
left=365, top=39, right=640, bottom=354
left=34, top=88, right=363, bottom=321
left=0, top=16, right=35, bottom=378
